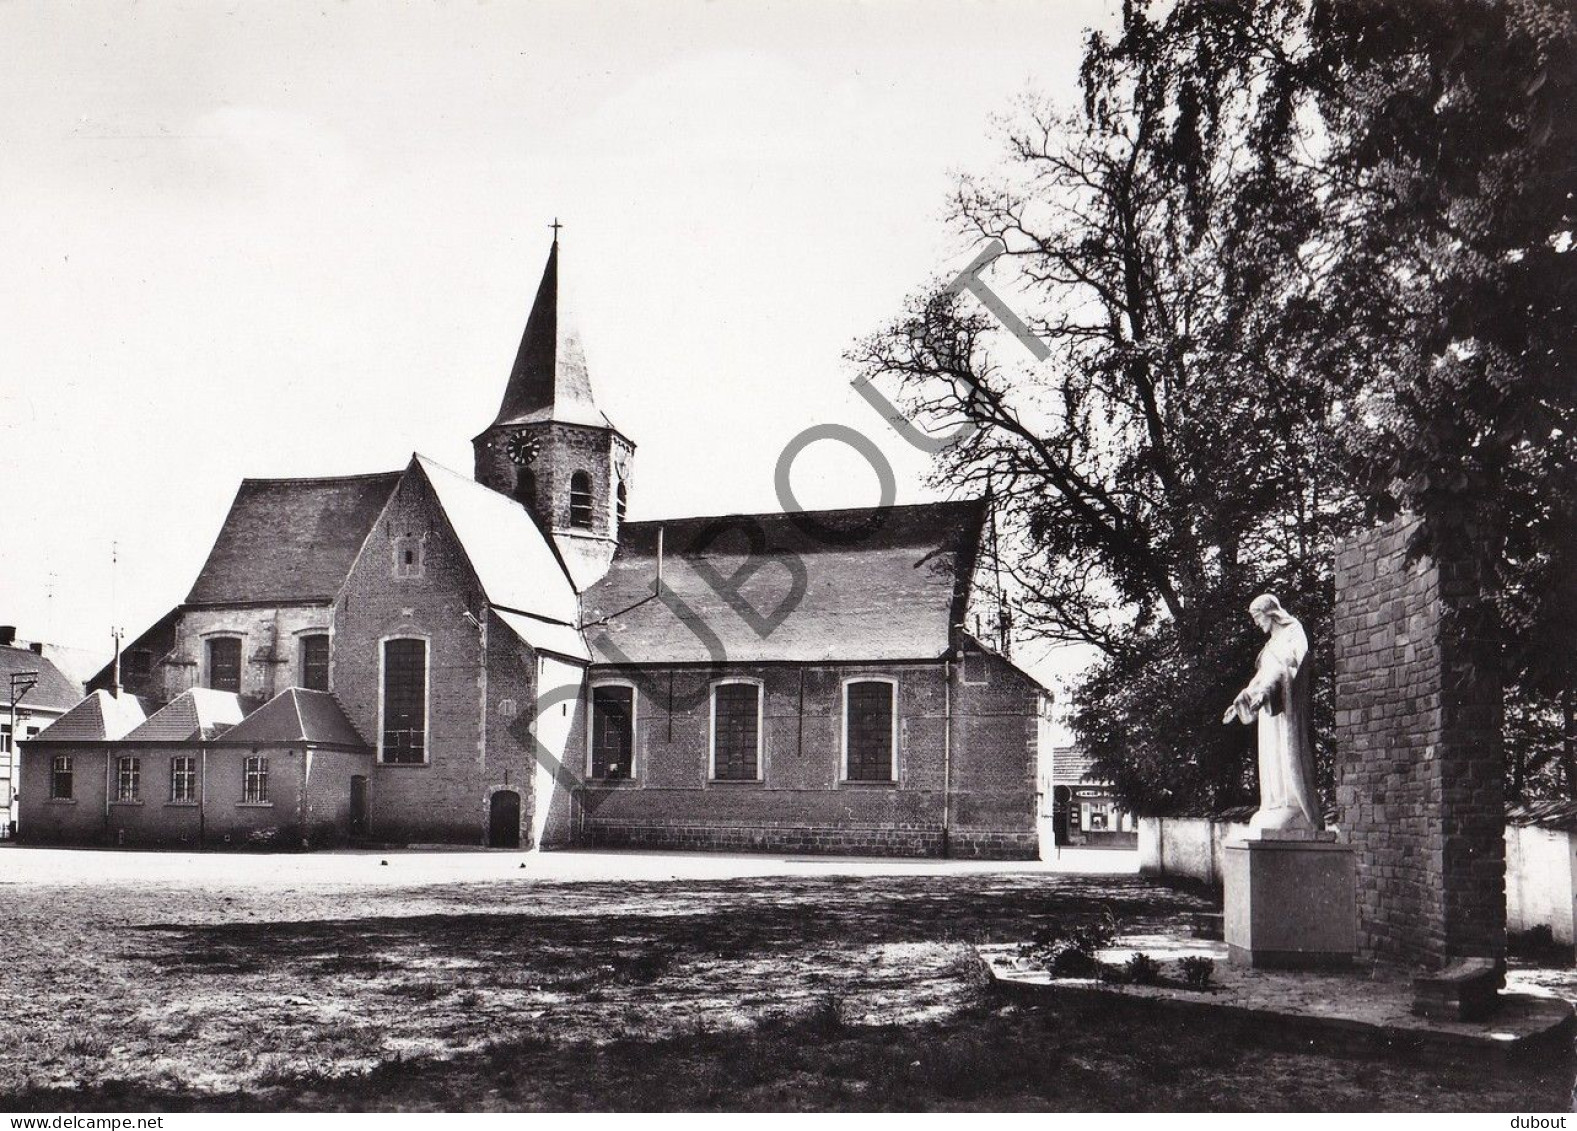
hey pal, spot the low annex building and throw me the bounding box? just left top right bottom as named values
left=22, top=236, right=1049, bottom=857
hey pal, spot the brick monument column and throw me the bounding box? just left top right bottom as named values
left=1333, top=515, right=1505, bottom=973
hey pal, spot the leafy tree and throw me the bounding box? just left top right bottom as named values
left=850, top=0, right=1352, bottom=813
left=856, top=0, right=1577, bottom=813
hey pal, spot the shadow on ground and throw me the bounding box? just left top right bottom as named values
left=2, top=872, right=1572, bottom=1110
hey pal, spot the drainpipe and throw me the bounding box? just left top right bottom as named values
left=941, top=658, right=953, bottom=859
left=103, top=746, right=113, bottom=845
left=199, top=745, right=207, bottom=848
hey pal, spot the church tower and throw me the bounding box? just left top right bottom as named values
left=473, top=233, right=635, bottom=590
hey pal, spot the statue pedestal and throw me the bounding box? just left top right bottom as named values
left=1223, top=831, right=1356, bottom=969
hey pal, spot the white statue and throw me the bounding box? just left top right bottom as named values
left=1222, top=594, right=1321, bottom=832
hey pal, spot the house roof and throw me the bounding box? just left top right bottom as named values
left=580, top=498, right=987, bottom=664
left=0, top=645, right=84, bottom=713
left=214, top=687, right=369, bottom=748
left=485, top=238, right=620, bottom=433
left=29, top=689, right=150, bottom=742
left=122, top=688, right=252, bottom=742
left=185, top=471, right=402, bottom=606
left=414, top=455, right=581, bottom=626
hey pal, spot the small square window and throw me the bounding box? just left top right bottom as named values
left=393, top=537, right=424, bottom=579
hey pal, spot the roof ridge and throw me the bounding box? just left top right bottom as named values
left=622, top=497, right=985, bottom=528
left=237, top=471, right=403, bottom=487
left=288, top=687, right=307, bottom=742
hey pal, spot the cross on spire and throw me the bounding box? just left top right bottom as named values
left=549, top=217, right=563, bottom=241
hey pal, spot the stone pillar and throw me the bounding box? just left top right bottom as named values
left=1333, top=516, right=1505, bottom=968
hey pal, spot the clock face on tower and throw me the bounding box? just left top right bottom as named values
left=505, top=433, right=540, bottom=467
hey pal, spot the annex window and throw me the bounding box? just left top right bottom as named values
left=589, top=684, right=634, bottom=780
left=0, top=723, right=9, bottom=754
left=170, top=756, right=197, bottom=803
left=115, top=756, right=141, bottom=802
left=243, top=756, right=269, bottom=803
left=124, top=649, right=152, bottom=681
left=711, top=681, right=762, bottom=781
left=300, top=633, right=330, bottom=692
left=844, top=679, right=897, bottom=782
left=569, top=471, right=594, bottom=529
left=50, top=755, right=73, bottom=800
left=206, top=636, right=242, bottom=693
left=381, top=638, right=427, bottom=764
left=615, top=480, right=628, bottom=524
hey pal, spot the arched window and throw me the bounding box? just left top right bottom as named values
left=616, top=480, right=628, bottom=524
left=569, top=471, right=594, bottom=529
left=206, top=636, right=242, bottom=693
left=381, top=638, right=428, bottom=764
left=514, top=467, right=536, bottom=510
left=843, top=677, right=898, bottom=782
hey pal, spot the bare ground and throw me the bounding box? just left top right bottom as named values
left=0, top=851, right=1571, bottom=1111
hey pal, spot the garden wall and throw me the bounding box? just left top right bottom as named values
left=1142, top=815, right=1577, bottom=948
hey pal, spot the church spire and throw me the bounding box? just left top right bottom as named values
left=490, top=231, right=613, bottom=431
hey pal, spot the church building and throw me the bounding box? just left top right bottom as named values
left=20, top=237, right=1048, bottom=858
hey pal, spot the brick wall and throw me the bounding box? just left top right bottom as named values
left=333, top=470, right=494, bottom=845
left=18, top=744, right=107, bottom=844
left=570, top=653, right=1041, bottom=859
left=1334, top=516, right=1505, bottom=967
left=162, top=603, right=333, bottom=703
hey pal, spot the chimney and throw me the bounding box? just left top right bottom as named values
left=29, top=641, right=44, bottom=655
left=0, top=626, right=15, bottom=647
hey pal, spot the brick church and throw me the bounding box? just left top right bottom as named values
left=19, top=237, right=1050, bottom=858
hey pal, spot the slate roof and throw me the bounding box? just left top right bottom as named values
left=1051, top=744, right=1100, bottom=785
left=185, top=472, right=401, bottom=605
left=122, top=688, right=252, bottom=742
left=580, top=498, right=987, bottom=664
left=29, top=690, right=150, bottom=742
left=214, top=688, right=369, bottom=749
left=485, top=239, right=621, bottom=433
left=415, top=455, right=581, bottom=627
left=0, top=646, right=85, bottom=712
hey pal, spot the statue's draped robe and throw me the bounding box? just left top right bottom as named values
left=1234, top=619, right=1321, bottom=831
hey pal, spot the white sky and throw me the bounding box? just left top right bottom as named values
left=0, top=0, right=1115, bottom=692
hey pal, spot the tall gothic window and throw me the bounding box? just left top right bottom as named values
left=569, top=471, right=594, bottom=529
left=844, top=679, right=897, bottom=782
left=711, top=681, right=762, bottom=781
left=207, top=636, right=241, bottom=693
left=300, top=634, right=330, bottom=692
left=616, top=480, right=628, bottom=524
left=381, top=638, right=427, bottom=764
left=590, top=684, right=634, bottom=779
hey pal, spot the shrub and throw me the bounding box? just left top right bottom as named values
left=1021, top=911, right=1121, bottom=978
left=1177, top=956, right=1215, bottom=989
left=1125, top=952, right=1162, bottom=985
